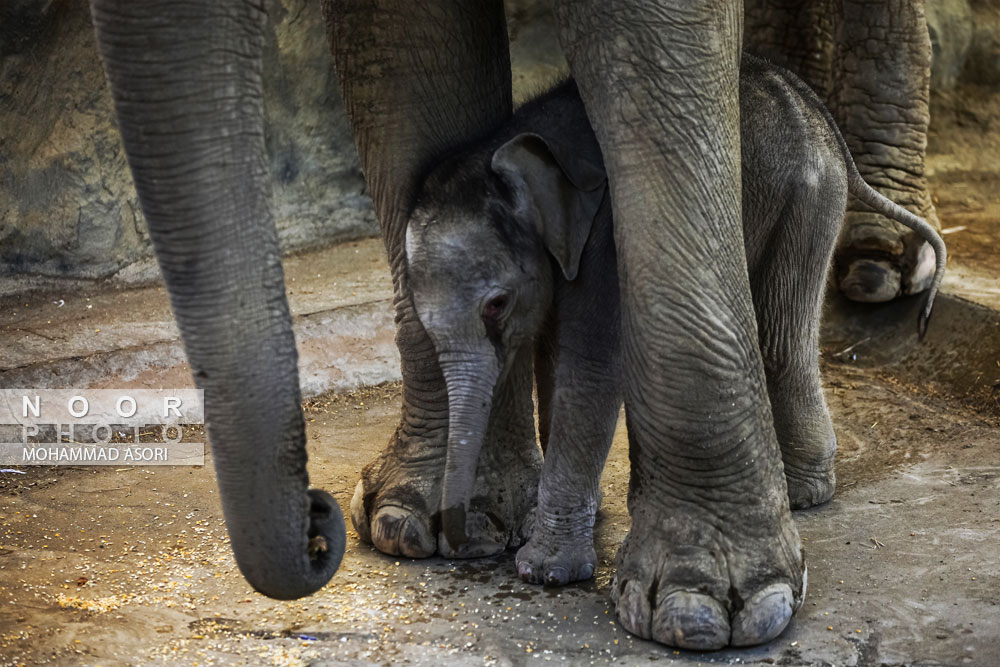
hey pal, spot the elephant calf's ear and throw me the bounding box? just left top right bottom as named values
left=491, top=133, right=607, bottom=281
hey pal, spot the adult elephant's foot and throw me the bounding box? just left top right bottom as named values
left=349, top=434, right=442, bottom=558
left=611, top=496, right=805, bottom=649
left=836, top=189, right=940, bottom=303
left=770, top=390, right=837, bottom=510
left=351, top=426, right=541, bottom=559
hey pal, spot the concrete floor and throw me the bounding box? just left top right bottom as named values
left=1, top=288, right=999, bottom=665
left=2, top=199, right=1000, bottom=667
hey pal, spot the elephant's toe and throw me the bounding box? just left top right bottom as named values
left=903, top=241, right=936, bottom=295
left=785, top=465, right=836, bottom=509
left=349, top=480, right=371, bottom=543
left=370, top=505, right=436, bottom=558
left=516, top=534, right=596, bottom=586
left=730, top=583, right=796, bottom=646
left=839, top=258, right=901, bottom=303
left=613, top=573, right=731, bottom=649
left=651, top=591, right=730, bottom=650
left=437, top=509, right=507, bottom=559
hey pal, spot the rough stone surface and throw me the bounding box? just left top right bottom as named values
left=2, top=0, right=996, bottom=283
left=927, top=0, right=974, bottom=90
left=964, top=1, right=1000, bottom=84
left=0, top=0, right=148, bottom=280
left=0, top=0, right=377, bottom=282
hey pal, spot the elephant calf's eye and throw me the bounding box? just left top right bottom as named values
left=482, top=295, right=509, bottom=323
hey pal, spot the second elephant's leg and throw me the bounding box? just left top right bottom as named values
left=517, top=342, right=621, bottom=586
left=555, top=0, right=804, bottom=650
left=743, top=0, right=836, bottom=95
left=833, top=0, right=940, bottom=302
left=517, top=226, right=623, bottom=586
left=327, top=0, right=540, bottom=558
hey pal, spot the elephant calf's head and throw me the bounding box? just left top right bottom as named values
left=404, top=122, right=607, bottom=553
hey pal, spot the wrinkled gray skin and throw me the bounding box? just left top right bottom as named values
left=404, top=81, right=621, bottom=571
left=405, top=55, right=945, bottom=590
left=86, top=0, right=938, bottom=651
left=745, top=0, right=940, bottom=304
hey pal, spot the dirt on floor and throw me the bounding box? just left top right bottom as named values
left=927, top=82, right=1000, bottom=309
left=1, top=342, right=999, bottom=667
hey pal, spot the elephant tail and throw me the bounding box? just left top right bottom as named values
left=772, top=60, right=947, bottom=341
left=843, top=170, right=946, bottom=340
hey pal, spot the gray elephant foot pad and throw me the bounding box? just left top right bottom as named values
left=350, top=437, right=540, bottom=558
left=836, top=210, right=938, bottom=303
left=611, top=505, right=805, bottom=649
left=515, top=529, right=596, bottom=586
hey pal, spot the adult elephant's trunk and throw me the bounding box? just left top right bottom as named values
left=438, top=351, right=501, bottom=552
left=90, top=0, right=343, bottom=598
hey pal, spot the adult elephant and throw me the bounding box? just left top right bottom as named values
left=91, top=0, right=802, bottom=649
left=745, top=0, right=940, bottom=304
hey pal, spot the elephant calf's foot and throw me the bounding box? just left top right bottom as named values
left=351, top=431, right=541, bottom=559
left=783, top=461, right=835, bottom=510
left=612, top=502, right=805, bottom=649
left=771, top=398, right=837, bottom=509
left=516, top=528, right=596, bottom=586
left=836, top=202, right=939, bottom=303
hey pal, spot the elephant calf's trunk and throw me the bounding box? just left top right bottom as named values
left=439, top=355, right=500, bottom=552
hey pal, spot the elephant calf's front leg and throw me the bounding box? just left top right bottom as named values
left=351, top=300, right=542, bottom=558
left=516, top=355, right=621, bottom=585
left=517, top=287, right=622, bottom=586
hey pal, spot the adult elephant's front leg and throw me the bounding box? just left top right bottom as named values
left=555, top=0, right=804, bottom=649
left=325, top=0, right=540, bottom=558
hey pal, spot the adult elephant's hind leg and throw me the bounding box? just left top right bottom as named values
left=833, top=0, right=939, bottom=302
left=555, top=0, right=804, bottom=649
left=327, top=0, right=541, bottom=559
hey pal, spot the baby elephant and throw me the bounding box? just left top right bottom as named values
left=404, top=53, right=946, bottom=586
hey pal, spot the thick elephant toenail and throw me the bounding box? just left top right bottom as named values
left=615, top=578, right=653, bottom=639
left=371, top=506, right=435, bottom=558
left=903, top=241, right=936, bottom=295
left=350, top=480, right=370, bottom=543
left=517, top=561, right=533, bottom=581
left=839, top=258, right=901, bottom=303
left=730, top=583, right=795, bottom=646
left=650, top=591, right=730, bottom=650
left=545, top=567, right=569, bottom=586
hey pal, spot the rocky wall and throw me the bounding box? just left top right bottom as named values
left=0, top=0, right=375, bottom=282
left=0, top=0, right=994, bottom=282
